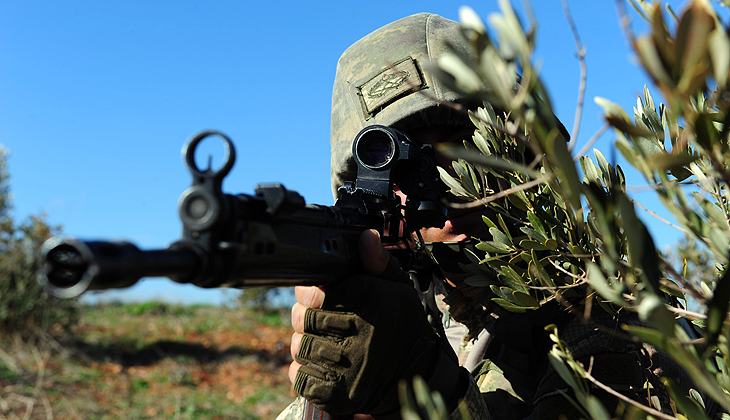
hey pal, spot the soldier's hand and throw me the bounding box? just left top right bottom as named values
left=289, top=229, right=391, bottom=387
left=288, top=229, right=467, bottom=417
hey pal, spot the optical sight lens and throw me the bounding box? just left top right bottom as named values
left=357, top=130, right=395, bottom=168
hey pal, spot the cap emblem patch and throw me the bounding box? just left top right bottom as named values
left=367, top=70, right=410, bottom=98
left=357, top=57, right=425, bottom=118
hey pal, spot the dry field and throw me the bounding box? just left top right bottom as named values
left=0, top=302, right=294, bottom=419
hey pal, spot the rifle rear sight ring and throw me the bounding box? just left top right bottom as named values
left=183, top=130, right=236, bottom=179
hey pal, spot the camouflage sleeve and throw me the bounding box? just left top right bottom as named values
left=450, top=375, right=491, bottom=420
left=276, top=397, right=304, bottom=420
left=276, top=383, right=490, bottom=420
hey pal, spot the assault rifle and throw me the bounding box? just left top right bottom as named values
left=38, top=125, right=447, bottom=298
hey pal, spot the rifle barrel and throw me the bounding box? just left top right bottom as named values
left=39, top=237, right=201, bottom=298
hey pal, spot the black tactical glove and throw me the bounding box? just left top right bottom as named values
left=292, top=255, right=467, bottom=417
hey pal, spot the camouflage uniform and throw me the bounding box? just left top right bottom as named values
left=442, top=281, right=708, bottom=420
left=280, top=14, right=491, bottom=419
left=279, top=12, right=709, bottom=420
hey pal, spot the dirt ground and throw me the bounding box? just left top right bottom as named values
left=0, top=303, right=295, bottom=420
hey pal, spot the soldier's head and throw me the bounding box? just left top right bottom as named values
left=330, top=13, right=483, bottom=195
left=330, top=13, right=486, bottom=243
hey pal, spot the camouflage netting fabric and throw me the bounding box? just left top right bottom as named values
left=329, top=13, right=483, bottom=198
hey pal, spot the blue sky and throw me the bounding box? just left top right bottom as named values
left=1, top=1, right=692, bottom=304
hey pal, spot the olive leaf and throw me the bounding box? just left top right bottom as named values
left=437, top=53, right=483, bottom=93
left=663, top=378, right=711, bottom=420
left=626, top=325, right=730, bottom=412
left=706, top=266, right=730, bottom=351
left=427, top=3, right=730, bottom=417
left=437, top=166, right=473, bottom=199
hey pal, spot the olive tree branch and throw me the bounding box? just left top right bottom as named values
left=562, top=0, right=587, bottom=151
left=391, top=54, right=547, bottom=168
left=447, top=177, right=548, bottom=209
left=583, top=367, right=679, bottom=420
left=554, top=292, right=642, bottom=344
left=659, top=257, right=711, bottom=305
left=619, top=293, right=706, bottom=320
left=625, top=179, right=699, bottom=192
left=627, top=196, right=687, bottom=233
left=574, top=123, right=609, bottom=162
left=615, top=0, right=637, bottom=47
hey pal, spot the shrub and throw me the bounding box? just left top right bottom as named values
left=400, top=1, right=730, bottom=418
left=0, top=147, right=79, bottom=337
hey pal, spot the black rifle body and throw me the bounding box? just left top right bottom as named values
left=39, top=126, right=446, bottom=298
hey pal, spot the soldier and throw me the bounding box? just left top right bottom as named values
left=275, top=13, right=492, bottom=420
left=279, top=12, right=700, bottom=420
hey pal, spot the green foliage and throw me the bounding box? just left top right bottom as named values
left=399, top=376, right=450, bottom=420
left=665, top=233, right=720, bottom=311
left=546, top=325, right=613, bottom=420
left=0, top=147, right=79, bottom=336
left=122, top=301, right=194, bottom=317
left=407, top=0, right=730, bottom=418
left=237, top=286, right=290, bottom=311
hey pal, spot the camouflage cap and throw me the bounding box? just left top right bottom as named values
left=330, top=13, right=481, bottom=197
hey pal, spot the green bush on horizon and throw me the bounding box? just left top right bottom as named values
left=0, top=148, right=79, bottom=337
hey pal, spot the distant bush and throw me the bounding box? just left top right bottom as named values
left=237, top=287, right=292, bottom=311
left=0, top=147, right=79, bottom=337
left=122, top=301, right=194, bottom=317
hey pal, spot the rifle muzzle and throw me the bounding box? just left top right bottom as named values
left=38, top=237, right=200, bottom=298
